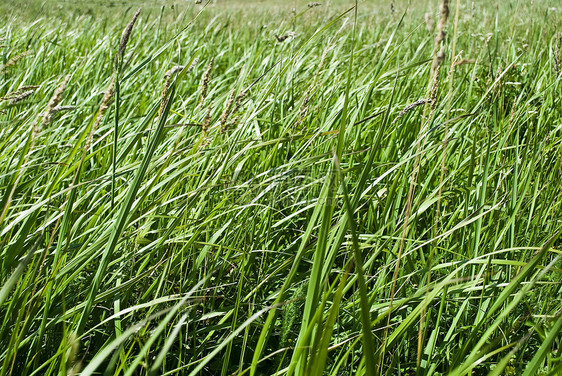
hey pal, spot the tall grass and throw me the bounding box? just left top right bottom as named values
left=1, top=1, right=561, bottom=375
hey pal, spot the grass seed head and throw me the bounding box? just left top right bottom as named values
left=164, top=66, right=185, bottom=78
left=430, top=64, right=441, bottom=105
left=99, top=77, right=115, bottom=116
left=431, top=0, right=449, bottom=78
left=52, top=105, right=77, bottom=114
left=1, top=50, right=33, bottom=72
left=453, top=58, right=475, bottom=67
left=187, top=58, right=199, bottom=72
left=88, top=77, right=115, bottom=151
left=117, top=8, right=141, bottom=64
left=18, top=85, right=41, bottom=91
left=219, top=90, right=235, bottom=133
left=42, top=74, right=71, bottom=125
left=234, top=90, right=246, bottom=111
left=65, top=332, right=82, bottom=376
left=1, top=85, right=40, bottom=103
left=199, top=58, right=214, bottom=107
left=202, top=101, right=213, bottom=135
left=6, top=90, right=35, bottom=105
left=159, top=60, right=197, bottom=117
left=393, top=99, right=432, bottom=124
left=424, top=12, right=434, bottom=32
left=296, top=86, right=313, bottom=127
left=219, top=90, right=247, bottom=134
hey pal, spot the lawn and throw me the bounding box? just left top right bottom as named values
left=0, top=0, right=561, bottom=375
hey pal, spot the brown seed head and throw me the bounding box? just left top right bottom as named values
left=1, top=85, right=40, bottom=103
left=296, top=86, right=313, bottom=127
left=186, top=58, right=199, bottom=74
left=431, top=0, right=449, bottom=78
left=159, top=60, right=197, bottom=118
left=18, top=85, right=41, bottom=91
left=1, top=50, right=33, bottom=72
left=87, top=77, right=115, bottom=151
left=429, top=64, right=441, bottom=112
left=42, top=74, right=71, bottom=125
left=453, top=58, right=475, bottom=67
left=199, top=58, right=214, bottom=107
left=202, top=102, right=213, bottom=135
left=393, top=99, right=432, bottom=124
left=219, top=91, right=236, bottom=134
left=117, top=9, right=141, bottom=63
left=6, top=90, right=35, bottom=105
left=223, top=91, right=247, bottom=132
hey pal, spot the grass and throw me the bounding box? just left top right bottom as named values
left=1, top=0, right=561, bottom=375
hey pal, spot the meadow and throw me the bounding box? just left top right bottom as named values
left=0, top=0, right=561, bottom=375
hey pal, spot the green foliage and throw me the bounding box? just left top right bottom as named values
left=0, top=0, right=561, bottom=375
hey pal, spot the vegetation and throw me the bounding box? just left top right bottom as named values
left=1, top=0, right=561, bottom=375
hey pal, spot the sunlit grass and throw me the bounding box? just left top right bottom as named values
left=1, top=1, right=561, bottom=375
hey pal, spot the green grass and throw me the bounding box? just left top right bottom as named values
left=1, top=0, right=561, bottom=375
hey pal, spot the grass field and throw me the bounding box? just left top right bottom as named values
left=1, top=0, right=561, bottom=375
